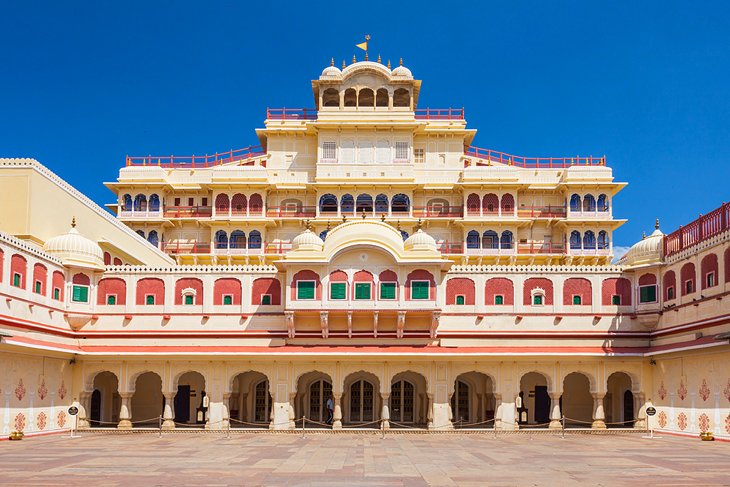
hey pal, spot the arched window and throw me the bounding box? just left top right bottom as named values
left=231, top=194, right=247, bottom=214
left=376, top=88, right=388, bottom=107
left=393, top=88, right=410, bottom=107
left=215, top=230, right=228, bottom=249
left=570, top=230, right=582, bottom=249
left=466, top=230, right=480, bottom=249
left=134, top=194, right=147, bottom=211
left=344, top=88, right=357, bottom=107
left=583, top=194, right=596, bottom=212
left=249, top=194, right=263, bottom=214
left=319, top=193, right=338, bottom=213
left=482, top=193, right=498, bottom=214
left=570, top=194, right=581, bottom=212
left=583, top=230, right=596, bottom=249
left=375, top=194, right=389, bottom=213
left=500, top=230, right=513, bottom=249
left=427, top=198, right=449, bottom=216
left=322, top=88, right=339, bottom=107
left=136, top=229, right=145, bottom=238
left=356, top=194, right=373, bottom=213
left=391, top=194, right=410, bottom=214
left=215, top=194, right=230, bottom=212
left=598, top=230, right=609, bottom=249
left=358, top=88, right=374, bottom=107
left=281, top=198, right=303, bottom=215
left=482, top=230, right=499, bottom=249
left=597, top=194, right=608, bottom=212
left=122, top=194, right=132, bottom=211
left=501, top=194, right=514, bottom=214
left=248, top=230, right=262, bottom=249
left=230, top=230, right=246, bottom=249
left=147, top=230, right=159, bottom=247
left=149, top=194, right=160, bottom=212
left=341, top=194, right=354, bottom=214
left=466, top=193, right=480, bottom=215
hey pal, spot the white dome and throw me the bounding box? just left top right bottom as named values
left=321, top=65, right=342, bottom=78
left=291, top=229, right=324, bottom=251
left=404, top=228, right=437, bottom=252
left=391, top=62, right=413, bottom=78
left=44, top=221, right=104, bottom=270
left=618, top=221, right=664, bottom=267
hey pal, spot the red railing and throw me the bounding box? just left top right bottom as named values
left=664, top=202, right=730, bottom=257
left=161, top=243, right=211, bottom=255
left=517, top=243, right=566, bottom=254
left=264, top=242, right=293, bottom=254
left=465, top=146, right=605, bottom=168
left=517, top=205, right=567, bottom=218
left=438, top=242, right=465, bottom=254
left=266, top=206, right=317, bottom=218
left=415, top=108, right=465, bottom=120
left=266, top=108, right=318, bottom=120
left=163, top=206, right=213, bottom=218
left=413, top=206, right=464, bottom=218
left=126, top=145, right=265, bottom=168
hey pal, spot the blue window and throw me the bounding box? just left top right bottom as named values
left=466, top=230, right=480, bottom=249
left=248, top=230, right=262, bottom=249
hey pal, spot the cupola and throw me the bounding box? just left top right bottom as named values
left=43, top=218, right=105, bottom=270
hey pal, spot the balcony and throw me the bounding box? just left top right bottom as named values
left=465, top=146, right=606, bottom=169
left=161, top=242, right=211, bottom=255
left=266, top=206, right=317, bottom=219
left=414, top=108, right=464, bottom=120
left=266, top=108, right=318, bottom=120
left=517, top=242, right=566, bottom=254
left=567, top=209, right=612, bottom=220
left=163, top=206, right=212, bottom=218
left=517, top=205, right=567, bottom=219
left=664, top=202, right=730, bottom=257
left=465, top=209, right=517, bottom=219
left=213, top=245, right=264, bottom=256
left=126, top=145, right=265, bottom=168
left=119, top=209, right=163, bottom=219
left=413, top=206, right=464, bottom=218
left=568, top=246, right=611, bottom=256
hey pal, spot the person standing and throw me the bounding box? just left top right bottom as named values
left=326, top=395, right=334, bottom=425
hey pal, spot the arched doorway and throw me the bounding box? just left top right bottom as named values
left=604, top=372, right=634, bottom=427
left=131, top=372, right=163, bottom=427
left=390, top=371, right=428, bottom=426
left=229, top=371, right=271, bottom=428
left=562, top=372, right=593, bottom=428
left=451, top=372, right=495, bottom=427
left=295, top=371, right=333, bottom=426
left=519, top=372, right=550, bottom=427
left=175, top=371, right=206, bottom=427
left=90, top=371, right=120, bottom=427
left=343, top=372, right=380, bottom=426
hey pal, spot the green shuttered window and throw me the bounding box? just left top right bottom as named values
left=72, top=285, right=88, bottom=303
left=297, top=281, right=315, bottom=300
left=411, top=281, right=429, bottom=300
left=355, top=282, right=371, bottom=300
left=380, top=282, right=396, bottom=300
left=330, top=282, right=346, bottom=300
left=639, top=285, right=656, bottom=303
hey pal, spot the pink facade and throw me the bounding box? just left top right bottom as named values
left=485, top=278, right=514, bottom=305
left=601, top=278, right=632, bottom=305
left=446, top=278, right=475, bottom=305
left=523, top=278, right=554, bottom=305
left=10, top=254, right=27, bottom=288
left=562, top=278, right=592, bottom=305
left=33, top=263, right=47, bottom=295
left=175, top=278, right=203, bottom=305
left=213, top=278, right=242, bottom=305
left=251, top=277, right=281, bottom=305
left=136, top=278, right=164, bottom=305
left=97, top=278, right=127, bottom=305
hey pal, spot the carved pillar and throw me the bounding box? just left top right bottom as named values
left=288, top=392, right=296, bottom=429
left=117, top=392, right=133, bottom=429
left=634, top=392, right=647, bottom=429
left=549, top=393, right=562, bottom=429
left=221, top=393, right=231, bottom=429
left=77, top=391, right=91, bottom=428
left=285, top=311, right=295, bottom=338
left=381, top=393, right=390, bottom=430
left=592, top=393, right=607, bottom=429
left=494, top=393, right=503, bottom=429
left=332, top=393, right=342, bottom=430
left=426, top=393, right=434, bottom=429
left=162, top=392, right=176, bottom=429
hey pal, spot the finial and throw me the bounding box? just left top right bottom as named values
left=330, top=57, right=334, bottom=67
left=399, top=57, right=403, bottom=66
left=381, top=214, right=386, bottom=222
left=342, top=59, right=346, bottom=69
left=416, top=218, right=423, bottom=231
left=362, top=210, right=368, bottom=219
left=642, top=231, right=646, bottom=240
left=352, top=54, right=356, bottom=63
left=655, top=218, right=660, bottom=230
left=396, top=220, right=401, bottom=231
left=342, top=215, right=347, bottom=223
left=304, top=219, right=312, bottom=231
left=387, top=59, right=391, bottom=69
left=365, top=52, right=368, bottom=61
left=377, top=54, right=381, bottom=63
left=326, top=220, right=331, bottom=231
left=71, top=216, right=76, bottom=228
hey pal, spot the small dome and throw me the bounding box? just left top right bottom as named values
left=618, top=220, right=664, bottom=267
left=291, top=229, right=324, bottom=251
left=391, top=60, right=413, bottom=78
left=44, top=220, right=104, bottom=270
left=404, top=228, right=437, bottom=252
left=321, top=65, right=342, bottom=77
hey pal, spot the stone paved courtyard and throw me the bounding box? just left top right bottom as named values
left=1, top=432, right=729, bottom=486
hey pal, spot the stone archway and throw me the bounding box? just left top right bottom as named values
left=130, top=372, right=163, bottom=428
left=519, top=372, right=551, bottom=427
left=229, top=371, right=271, bottom=428
left=174, top=371, right=207, bottom=427
left=343, top=371, right=380, bottom=427
left=390, top=371, right=428, bottom=427
left=295, top=371, right=333, bottom=427
left=90, top=371, right=120, bottom=427
left=450, top=372, right=495, bottom=428
left=605, top=372, right=634, bottom=427
left=561, top=372, right=594, bottom=428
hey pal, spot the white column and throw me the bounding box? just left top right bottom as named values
left=549, top=393, right=562, bottom=429
left=381, top=393, right=390, bottom=430
left=77, top=391, right=91, bottom=429
left=117, top=393, right=133, bottom=429
left=332, top=394, right=343, bottom=430
left=162, top=391, right=175, bottom=429
left=592, top=393, right=607, bottom=429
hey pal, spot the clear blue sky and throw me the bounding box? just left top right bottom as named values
left=2, top=1, right=729, bottom=252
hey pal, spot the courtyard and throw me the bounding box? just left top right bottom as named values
left=1, top=432, right=728, bottom=486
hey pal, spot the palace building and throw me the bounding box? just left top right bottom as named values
left=1, top=59, right=729, bottom=438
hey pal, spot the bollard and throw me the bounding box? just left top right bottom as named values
left=158, top=415, right=162, bottom=438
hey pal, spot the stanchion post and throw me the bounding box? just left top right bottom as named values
left=301, top=416, right=306, bottom=439
left=494, top=420, right=497, bottom=439
left=561, top=416, right=565, bottom=439
left=226, top=417, right=231, bottom=439
left=158, top=415, right=162, bottom=438
left=381, top=419, right=385, bottom=439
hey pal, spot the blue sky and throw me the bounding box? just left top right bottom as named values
left=2, top=1, right=729, bottom=252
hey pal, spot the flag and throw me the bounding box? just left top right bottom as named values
left=356, top=41, right=368, bottom=51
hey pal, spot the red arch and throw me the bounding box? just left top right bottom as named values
left=52, top=271, right=64, bottom=300
left=213, top=278, right=241, bottom=305
left=329, top=270, right=348, bottom=282
left=252, top=277, right=281, bottom=305
left=175, top=278, right=203, bottom=305
left=563, top=278, right=592, bottom=305
left=97, top=278, right=127, bottom=305
left=405, top=269, right=435, bottom=300
left=601, top=278, right=632, bottom=305
left=136, top=278, right=164, bottom=305
left=663, top=270, right=676, bottom=300
left=72, top=273, right=90, bottom=285
left=638, top=273, right=657, bottom=285
left=466, top=193, right=480, bottom=216
left=249, top=194, right=263, bottom=214
left=701, top=253, right=718, bottom=289
left=32, top=263, right=47, bottom=295
left=215, top=193, right=230, bottom=212
left=482, top=193, right=499, bottom=214
left=725, top=247, right=730, bottom=283
left=523, top=278, right=554, bottom=305
left=485, top=277, right=514, bottom=305
left=680, top=262, right=696, bottom=295
left=10, top=254, right=27, bottom=288
left=501, top=194, right=514, bottom=213
left=103, top=252, right=111, bottom=266
left=113, top=257, right=123, bottom=266
left=446, top=278, right=475, bottom=305
left=291, top=270, right=321, bottom=300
